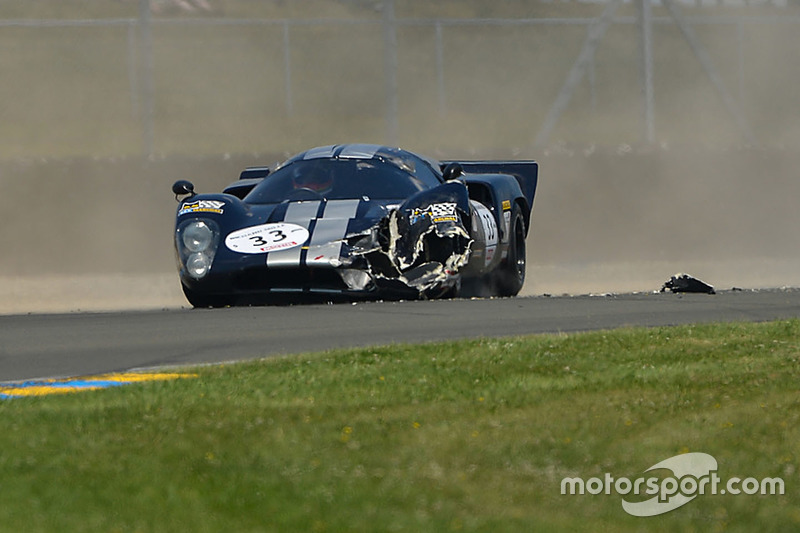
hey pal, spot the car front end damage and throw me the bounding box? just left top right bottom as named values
left=340, top=187, right=473, bottom=297
left=175, top=182, right=476, bottom=304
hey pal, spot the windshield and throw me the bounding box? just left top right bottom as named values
left=244, top=159, right=430, bottom=204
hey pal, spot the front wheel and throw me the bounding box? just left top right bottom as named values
left=491, top=205, right=526, bottom=297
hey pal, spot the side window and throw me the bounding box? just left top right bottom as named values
left=411, top=160, right=442, bottom=187
left=378, top=149, right=440, bottom=187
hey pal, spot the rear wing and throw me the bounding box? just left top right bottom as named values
left=442, top=160, right=539, bottom=212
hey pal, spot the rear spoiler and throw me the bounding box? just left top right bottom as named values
left=441, top=160, right=539, bottom=212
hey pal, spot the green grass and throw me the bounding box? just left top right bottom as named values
left=1, top=320, right=799, bottom=532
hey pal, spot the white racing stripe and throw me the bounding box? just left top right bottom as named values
left=303, top=145, right=337, bottom=160
left=266, top=201, right=320, bottom=267
left=338, top=144, right=380, bottom=159
left=266, top=200, right=361, bottom=268
left=322, top=199, right=361, bottom=219
left=306, top=200, right=361, bottom=266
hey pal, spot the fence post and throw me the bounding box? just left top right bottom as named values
left=138, top=0, right=155, bottom=157
left=127, top=21, right=139, bottom=121
left=637, top=0, right=656, bottom=144
left=435, top=22, right=446, bottom=117
left=283, top=20, right=294, bottom=117
left=383, top=0, right=398, bottom=146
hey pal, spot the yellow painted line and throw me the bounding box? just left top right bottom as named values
left=0, top=372, right=198, bottom=399
left=91, top=372, right=197, bottom=383
left=0, top=385, right=105, bottom=397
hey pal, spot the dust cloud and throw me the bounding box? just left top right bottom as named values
left=3, top=148, right=799, bottom=314
left=1, top=1, right=799, bottom=314
left=520, top=148, right=800, bottom=296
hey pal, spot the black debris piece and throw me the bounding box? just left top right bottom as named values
left=660, top=273, right=716, bottom=294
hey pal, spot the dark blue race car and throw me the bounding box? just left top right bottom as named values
left=172, top=144, right=538, bottom=307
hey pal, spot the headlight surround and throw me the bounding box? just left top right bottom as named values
left=176, top=219, right=220, bottom=279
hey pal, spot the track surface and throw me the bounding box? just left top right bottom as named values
left=2, top=289, right=800, bottom=382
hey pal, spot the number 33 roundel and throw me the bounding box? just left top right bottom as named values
left=225, top=223, right=310, bottom=254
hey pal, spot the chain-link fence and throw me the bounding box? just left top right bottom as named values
left=1, top=2, right=799, bottom=158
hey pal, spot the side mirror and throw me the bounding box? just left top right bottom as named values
left=172, top=180, right=195, bottom=200
left=442, top=162, right=464, bottom=181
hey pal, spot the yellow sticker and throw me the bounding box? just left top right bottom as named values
left=502, top=200, right=511, bottom=211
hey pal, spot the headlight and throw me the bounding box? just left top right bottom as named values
left=186, top=252, right=213, bottom=279
left=183, top=220, right=214, bottom=252
left=176, top=219, right=220, bottom=279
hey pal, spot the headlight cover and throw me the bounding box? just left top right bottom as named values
left=186, top=252, right=213, bottom=279
left=182, top=220, right=214, bottom=252
left=176, top=219, right=221, bottom=279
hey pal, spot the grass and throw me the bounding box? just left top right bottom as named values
left=1, top=319, right=799, bottom=531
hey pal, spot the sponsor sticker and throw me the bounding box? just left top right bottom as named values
left=410, top=202, right=458, bottom=224
left=430, top=202, right=458, bottom=223
left=225, top=222, right=310, bottom=254
left=179, top=200, right=225, bottom=216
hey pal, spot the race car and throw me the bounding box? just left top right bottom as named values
left=171, top=144, right=538, bottom=307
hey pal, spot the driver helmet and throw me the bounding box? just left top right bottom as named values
left=292, top=164, right=334, bottom=195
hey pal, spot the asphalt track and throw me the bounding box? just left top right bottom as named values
left=2, top=289, right=800, bottom=382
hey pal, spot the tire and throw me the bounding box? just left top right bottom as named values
left=492, top=205, right=526, bottom=297
left=181, top=284, right=233, bottom=308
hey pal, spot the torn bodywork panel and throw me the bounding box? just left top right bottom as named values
left=660, top=273, right=716, bottom=294
left=349, top=181, right=474, bottom=295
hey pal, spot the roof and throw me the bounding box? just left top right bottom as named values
left=278, top=144, right=443, bottom=180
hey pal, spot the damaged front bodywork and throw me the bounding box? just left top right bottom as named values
left=338, top=181, right=473, bottom=296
